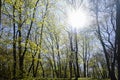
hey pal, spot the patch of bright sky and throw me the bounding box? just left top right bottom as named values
left=59, top=0, right=93, bottom=30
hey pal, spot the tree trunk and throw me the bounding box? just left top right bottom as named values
left=12, top=3, right=17, bottom=79
left=87, top=60, right=89, bottom=77
left=50, top=38, right=58, bottom=78
left=27, top=57, right=34, bottom=76
left=69, top=32, right=73, bottom=79
left=18, top=5, right=23, bottom=77
left=34, top=1, right=48, bottom=77
left=69, top=60, right=72, bottom=79
left=56, top=39, right=61, bottom=78
left=0, top=0, right=1, bottom=26
left=40, top=61, right=45, bottom=78
left=34, top=58, right=39, bottom=77
left=116, top=0, right=120, bottom=80
left=64, top=63, right=67, bottom=78
left=84, top=62, right=86, bottom=77
left=75, top=29, right=80, bottom=79
left=73, top=63, right=77, bottom=78
left=19, top=57, right=24, bottom=78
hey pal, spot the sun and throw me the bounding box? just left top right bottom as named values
left=67, top=8, right=89, bottom=29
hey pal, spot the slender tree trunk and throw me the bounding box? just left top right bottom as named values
left=52, top=66, right=54, bottom=78
left=83, top=37, right=87, bottom=78
left=75, top=28, right=80, bottom=80
left=40, top=61, right=45, bottom=77
left=27, top=57, right=34, bottom=76
left=58, top=52, right=61, bottom=78
left=52, top=45, right=58, bottom=78
left=48, top=57, right=54, bottom=78
left=55, top=38, right=61, bottom=78
left=27, top=45, right=38, bottom=76
left=34, top=53, right=41, bottom=77
left=92, top=66, right=95, bottom=78
left=64, top=63, right=67, bottom=78
left=87, top=60, right=89, bottom=77
left=18, top=5, right=23, bottom=77
left=34, top=53, right=45, bottom=78
left=84, top=62, right=86, bottom=77
left=69, top=60, right=72, bottom=79
left=32, top=55, right=35, bottom=77
left=34, top=1, right=48, bottom=77
left=0, top=0, right=1, bottom=26
left=58, top=50, right=61, bottom=78
left=73, top=63, right=77, bottom=78
left=96, top=63, right=103, bottom=78
left=27, top=51, right=38, bottom=76
left=116, top=0, right=120, bottom=80
left=12, top=3, right=17, bottom=79
left=69, top=32, right=73, bottom=79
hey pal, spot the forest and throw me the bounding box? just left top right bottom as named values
left=0, top=0, right=120, bottom=80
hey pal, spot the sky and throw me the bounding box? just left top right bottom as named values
left=56, top=0, right=93, bottom=31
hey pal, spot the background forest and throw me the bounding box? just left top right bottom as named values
left=0, top=0, right=120, bottom=80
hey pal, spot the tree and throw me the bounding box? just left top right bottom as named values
left=116, top=0, right=120, bottom=80
left=89, top=0, right=117, bottom=80
left=12, top=1, right=17, bottom=79
left=17, top=0, right=40, bottom=78
left=0, top=0, right=1, bottom=26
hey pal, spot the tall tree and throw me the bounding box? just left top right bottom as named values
left=12, top=1, right=17, bottom=79
left=34, top=0, right=48, bottom=77
left=116, top=0, right=120, bottom=80
left=74, top=28, right=80, bottom=79
left=0, top=0, right=1, bottom=26
left=90, top=0, right=117, bottom=80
